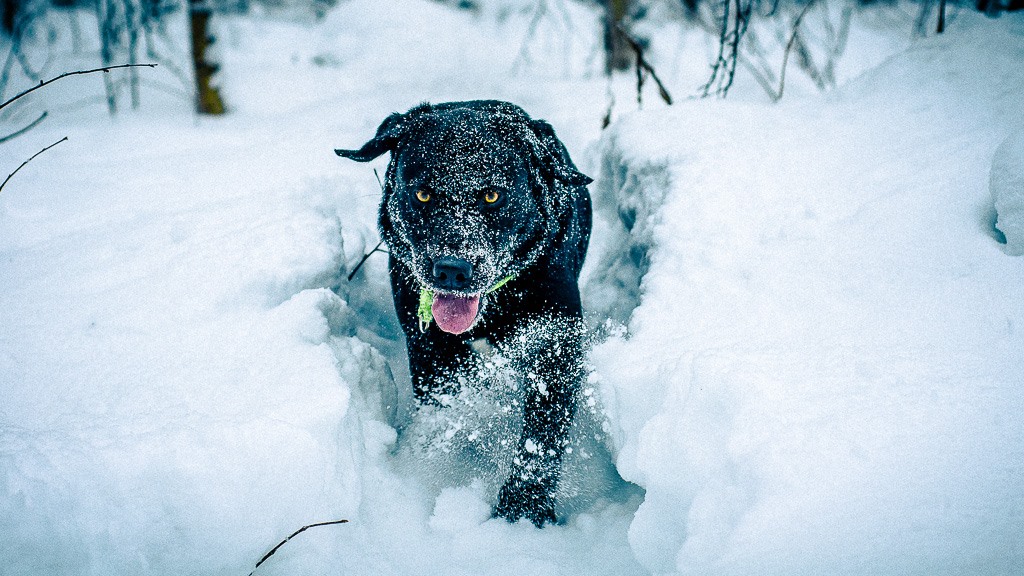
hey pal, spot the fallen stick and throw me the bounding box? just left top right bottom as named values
left=248, top=519, right=350, bottom=576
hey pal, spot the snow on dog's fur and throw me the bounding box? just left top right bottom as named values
left=337, top=100, right=592, bottom=526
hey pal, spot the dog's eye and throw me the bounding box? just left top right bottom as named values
left=482, top=190, right=501, bottom=204
left=415, top=190, right=431, bottom=203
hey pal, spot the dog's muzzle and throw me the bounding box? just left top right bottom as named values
left=431, top=256, right=474, bottom=291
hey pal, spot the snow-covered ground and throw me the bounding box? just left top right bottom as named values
left=1, top=1, right=1023, bottom=575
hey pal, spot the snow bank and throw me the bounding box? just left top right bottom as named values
left=588, top=15, right=1024, bottom=576
left=0, top=118, right=394, bottom=574
left=992, top=128, right=1024, bottom=255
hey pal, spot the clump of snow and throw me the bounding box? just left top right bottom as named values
left=991, top=128, right=1024, bottom=255
left=394, top=320, right=634, bottom=521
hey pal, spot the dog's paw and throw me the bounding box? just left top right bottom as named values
left=493, top=475, right=557, bottom=527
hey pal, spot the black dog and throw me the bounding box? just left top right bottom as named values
left=336, top=100, right=592, bottom=526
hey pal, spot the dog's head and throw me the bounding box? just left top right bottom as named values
left=336, top=101, right=591, bottom=334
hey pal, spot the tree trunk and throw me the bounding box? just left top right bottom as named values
left=604, top=0, right=632, bottom=74
left=975, top=0, right=1000, bottom=16
left=189, top=0, right=225, bottom=115
left=2, top=0, right=18, bottom=35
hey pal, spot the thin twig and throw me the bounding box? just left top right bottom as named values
left=701, top=0, right=752, bottom=98
left=0, top=22, right=23, bottom=99
left=0, top=136, right=67, bottom=194
left=145, top=30, right=192, bottom=93
left=820, top=3, right=853, bottom=89
left=0, top=64, right=157, bottom=113
left=125, top=0, right=142, bottom=110
left=512, top=0, right=548, bottom=71
left=0, top=11, right=47, bottom=98
left=248, top=520, right=349, bottom=576
left=601, top=78, right=615, bottom=129
left=347, top=240, right=386, bottom=281
left=774, top=0, right=815, bottom=102
left=761, top=0, right=781, bottom=17
left=613, top=23, right=673, bottom=106
left=635, top=46, right=644, bottom=106
left=347, top=168, right=389, bottom=281
left=0, top=110, right=47, bottom=144
left=726, top=0, right=752, bottom=95
left=701, top=0, right=732, bottom=97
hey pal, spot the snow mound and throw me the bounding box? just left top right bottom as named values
left=992, top=128, right=1024, bottom=255
left=588, top=15, right=1024, bottom=576
left=0, top=118, right=395, bottom=574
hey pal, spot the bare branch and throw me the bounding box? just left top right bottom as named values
left=0, top=64, right=157, bottom=113
left=145, top=29, right=192, bottom=92
left=0, top=110, right=47, bottom=144
left=0, top=136, right=68, bottom=194
left=601, top=80, right=616, bottom=130
left=701, top=0, right=732, bottom=97
left=347, top=240, right=387, bottom=281
left=775, top=0, right=816, bottom=101
left=820, top=4, right=853, bottom=88
left=0, top=18, right=28, bottom=99
left=347, top=168, right=389, bottom=281
left=614, top=23, right=674, bottom=106
left=248, top=520, right=349, bottom=576
left=512, top=0, right=549, bottom=71
left=700, top=0, right=752, bottom=98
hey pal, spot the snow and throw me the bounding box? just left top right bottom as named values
left=992, top=128, right=1024, bottom=255
left=2, top=1, right=1023, bottom=575
left=590, top=17, right=1024, bottom=575
left=0, top=120, right=371, bottom=574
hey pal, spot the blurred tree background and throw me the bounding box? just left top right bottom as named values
left=0, top=0, right=1020, bottom=117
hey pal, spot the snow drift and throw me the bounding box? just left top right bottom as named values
left=589, top=17, right=1024, bottom=576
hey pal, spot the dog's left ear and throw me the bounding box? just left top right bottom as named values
left=528, top=120, right=593, bottom=187
left=335, top=112, right=407, bottom=162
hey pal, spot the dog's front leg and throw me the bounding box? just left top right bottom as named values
left=494, top=316, right=584, bottom=526
left=406, top=329, right=477, bottom=404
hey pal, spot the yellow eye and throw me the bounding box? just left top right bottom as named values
left=415, top=190, right=431, bottom=203
left=483, top=190, right=501, bottom=204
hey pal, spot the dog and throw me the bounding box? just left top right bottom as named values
left=336, top=100, right=592, bottom=526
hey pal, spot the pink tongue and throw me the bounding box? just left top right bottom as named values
left=431, top=293, right=480, bottom=334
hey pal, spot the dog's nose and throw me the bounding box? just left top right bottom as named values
left=432, top=257, right=474, bottom=291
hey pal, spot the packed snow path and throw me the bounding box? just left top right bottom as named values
left=2, top=2, right=1023, bottom=575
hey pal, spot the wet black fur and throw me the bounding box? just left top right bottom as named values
left=336, top=100, right=592, bottom=527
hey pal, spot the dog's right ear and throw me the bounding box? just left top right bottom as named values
left=527, top=119, right=593, bottom=187
left=335, top=112, right=407, bottom=162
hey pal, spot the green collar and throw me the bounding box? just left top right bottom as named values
left=418, top=274, right=515, bottom=332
